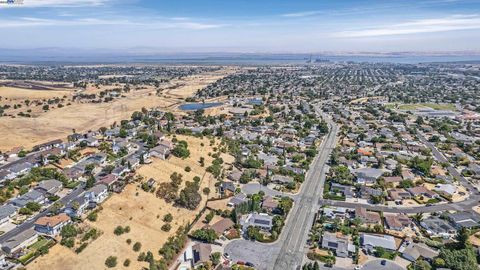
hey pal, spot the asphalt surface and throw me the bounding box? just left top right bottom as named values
left=361, top=259, right=405, bottom=270
left=417, top=132, right=477, bottom=192
left=0, top=183, right=85, bottom=243
left=273, top=109, right=339, bottom=270
left=241, top=183, right=294, bottom=198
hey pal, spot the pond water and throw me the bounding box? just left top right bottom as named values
left=179, top=102, right=223, bottom=111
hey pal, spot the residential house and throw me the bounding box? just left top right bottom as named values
left=207, top=218, right=234, bottom=236
left=33, top=139, right=63, bottom=152
left=353, top=168, right=384, bottom=184
left=388, top=188, right=412, bottom=202
left=262, top=196, right=279, bottom=213
left=330, top=183, right=355, bottom=198
left=227, top=193, right=248, bottom=207
left=401, top=242, right=439, bottom=262
left=447, top=212, right=480, bottom=229
left=34, top=213, right=71, bottom=236
left=360, top=233, right=397, bottom=253
left=219, top=182, right=236, bottom=197
left=64, top=166, right=84, bottom=180
left=420, top=217, right=457, bottom=238
left=355, top=207, right=381, bottom=225
left=112, top=165, right=129, bottom=176
left=384, top=214, right=411, bottom=231
left=64, top=197, right=89, bottom=218
left=433, top=184, right=457, bottom=198
left=149, top=144, right=171, bottom=160
left=384, top=176, right=403, bottom=186
left=407, top=186, right=439, bottom=199
left=10, top=190, right=46, bottom=208
left=0, top=205, right=17, bottom=225
left=191, top=243, right=212, bottom=267
left=1, top=228, right=38, bottom=254
left=7, top=162, right=34, bottom=179
left=227, top=171, right=242, bottom=182
left=84, top=184, right=108, bottom=205
left=96, top=174, right=119, bottom=189
left=240, top=213, right=273, bottom=232
left=323, top=206, right=351, bottom=220
left=401, top=169, right=415, bottom=181
left=271, top=175, right=294, bottom=185
left=34, top=179, right=63, bottom=196
left=321, top=232, right=355, bottom=258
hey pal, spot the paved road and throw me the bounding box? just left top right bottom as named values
left=273, top=109, right=338, bottom=270
left=417, top=132, right=478, bottom=193
left=362, top=259, right=405, bottom=270
left=0, top=183, right=85, bottom=243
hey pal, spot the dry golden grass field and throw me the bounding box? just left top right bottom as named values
left=29, top=135, right=233, bottom=270
left=0, top=69, right=233, bottom=151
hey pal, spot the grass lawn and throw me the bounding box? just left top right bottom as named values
left=30, top=238, right=51, bottom=250
left=65, top=181, right=80, bottom=189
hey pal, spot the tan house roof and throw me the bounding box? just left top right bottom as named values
left=207, top=218, right=234, bottom=235
left=35, top=213, right=70, bottom=227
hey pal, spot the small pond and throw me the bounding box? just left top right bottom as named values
left=179, top=102, right=223, bottom=111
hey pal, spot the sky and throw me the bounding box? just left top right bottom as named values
left=1, top=0, right=480, bottom=53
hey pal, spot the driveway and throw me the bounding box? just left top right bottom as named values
left=362, top=259, right=406, bottom=270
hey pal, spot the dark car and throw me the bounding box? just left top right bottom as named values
left=381, top=260, right=387, bottom=266
left=246, top=262, right=255, bottom=267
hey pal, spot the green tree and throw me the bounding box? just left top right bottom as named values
left=133, top=242, right=142, bottom=252
left=105, top=256, right=117, bottom=268
left=191, top=228, right=218, bottom=243
left=211, top=252, right=221, bottom=265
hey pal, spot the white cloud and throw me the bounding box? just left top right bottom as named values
left=0, top=16, right=225, bottom=30
left=282, top=11, right=324, bottom=18
left=16, top=0, right=109, bottom=7
left=335, top=14, right=480, bottom=37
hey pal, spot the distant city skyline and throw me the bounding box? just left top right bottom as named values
left=1, top=0, right=480, bottom=52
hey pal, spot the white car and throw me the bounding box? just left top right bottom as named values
left=354, top=266, right=362, bottom=270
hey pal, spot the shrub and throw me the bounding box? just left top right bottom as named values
left=123, top=259, right=131, bottom=267
left=133, top=242, right=142, bottom=252
left=60, top=237, right=74, bottom=248
left=114, top=226, right=124, bottom=235
left=105, top=256, right=117, bottom=268
left=161, top=224, right=171, bottom=232
left=184, top=166, right=191, bottom=172
left=75, top=243, right=88, bottom=254
left=205, top=211, right=215, bottom=224
left=163, top=213, right=173, bottom=223
left=126, top=239, right=132, bottom=245
left=61, top=224, right=78, bottom=238
left=87, top=211, right=98, bottom=222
